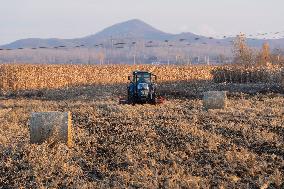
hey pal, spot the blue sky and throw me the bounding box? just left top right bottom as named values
left=0, top=0, right=283, bottom=44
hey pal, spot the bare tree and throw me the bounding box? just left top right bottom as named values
left=232, top=33, right=255, bottom=65
left=259, top=42, right=271, bottom=65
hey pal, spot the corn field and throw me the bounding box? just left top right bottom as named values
left=0, top=64, right=283, bottom=94
left=0, top=64, right=214, bottom=93
left=0, top=64, right=283, bottom=188
left=212, top=65, right=283, bottom=84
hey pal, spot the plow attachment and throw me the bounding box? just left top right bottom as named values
left=119, top=96, right=165, bottom=105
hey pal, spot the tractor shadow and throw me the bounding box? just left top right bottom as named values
left=2, top=80, right=282, bottom=101
left=2, top=83, right=127, bottom=101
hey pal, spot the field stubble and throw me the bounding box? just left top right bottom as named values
left=0, top=64, right=283, bottom=188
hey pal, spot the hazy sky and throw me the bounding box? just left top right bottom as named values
left=0, top=0, right=283, bottom=45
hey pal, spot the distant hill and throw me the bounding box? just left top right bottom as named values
left=82, top=19, right=173, bottom=42
left=2, top=38, right=76, bottom=49
left=1, top=19, right=284, bottom=49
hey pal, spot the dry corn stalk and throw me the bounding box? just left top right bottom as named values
left=212, top=65, right=282, bottom=83
left=0, top=64, right=214, bottom=93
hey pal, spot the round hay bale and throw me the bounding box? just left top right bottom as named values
left=203, top=91, right=227, bottom=110
left=29, top=111, right=72, bottom=147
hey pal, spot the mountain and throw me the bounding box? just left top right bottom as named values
left=82, top=19, right=173, bottom=41
left=1, top=19, right=284, bottom=49
left=2, top=38, right=77, bottom=49
left=1, top=19, right=172, bottom=48
left=0, top=19, right=209, bottom=48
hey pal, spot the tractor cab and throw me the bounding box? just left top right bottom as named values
left=128, top=71, right=156, bottom=84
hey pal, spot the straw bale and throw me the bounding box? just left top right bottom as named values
left=29, top=111, right=72, bottom=147
left=203, top=91, right=227, bottom=110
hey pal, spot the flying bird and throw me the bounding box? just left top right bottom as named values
left=179, top=39, right=186, bottom=42
left=195, top=38, right=200, bottom=40
left=114, top=43, right=125, bottom=45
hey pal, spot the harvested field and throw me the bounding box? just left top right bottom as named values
left=0, top=65, right=283, bottom=188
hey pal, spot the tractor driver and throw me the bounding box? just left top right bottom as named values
left=137, top=73, right=150, bottom=83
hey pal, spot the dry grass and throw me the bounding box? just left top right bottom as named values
left=0, top=64, right=283, bottom=188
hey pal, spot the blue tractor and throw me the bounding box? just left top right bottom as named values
left=120, top=71, right=164, bottom=104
